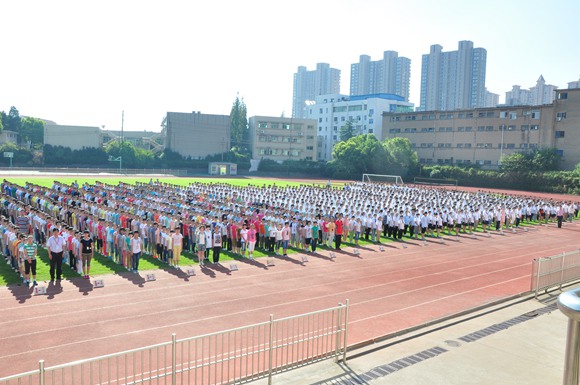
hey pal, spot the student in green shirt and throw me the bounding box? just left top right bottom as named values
left=22, top=236, right=38, bottom=287
left=311, top=222, right=319, bottom=253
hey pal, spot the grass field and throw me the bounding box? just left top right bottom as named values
left=3, top=176, right=341, bottom=189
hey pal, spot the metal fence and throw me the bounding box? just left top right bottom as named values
left=0, top=301, right=349, bottom=385
left=531, top=250, right=580, bottom=298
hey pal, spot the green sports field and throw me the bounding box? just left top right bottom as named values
left=2, top=176, right=342, bottom=189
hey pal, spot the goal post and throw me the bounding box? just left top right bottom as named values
left=413, top=176, right=458, bottom=186
left=362, top=174, right=404, bottom=185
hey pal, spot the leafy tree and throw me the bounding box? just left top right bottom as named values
left=330, top=134, right=389, bottom=179
left=0, top=142, right=33, bottom=165
left=501, top=148, right=561, bottom=173
left=106, top=141, right=137, bottom=168
left=382, top=137, right=419, bottom=176
left=0, top=111, right=6, bottom=132
left=19, top=117, right=44, bottom=145
left=6, top=106, right=21, bottom=133
left=230, top=94, right=248, bottom=152
left=339, top=120, right=355, bottom=142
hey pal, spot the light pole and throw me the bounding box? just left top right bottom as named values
left=108, top=155, right=122, bottom=174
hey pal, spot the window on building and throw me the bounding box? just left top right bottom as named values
left=341, top=117, right=345, bottom=121
left=421, top=143, right=427, bottom=148
left=306, top=146, right=314, bottom=150
left=506, top=143, right=515, bottom=149
left=318, top=118, right=322, bottom=123
left=484, top=160, right=492, bottom=165
left=466, top=113, right=473, bottom=118
left=521, top=125, right=529, bottom=131
left=555, top=131, right=565, bottom=138
left=458, top=113, right=465, bottom=119
left=530, top=125, right=539, bottom=130
left=438, top=127, right=446, bottom=132
left=333, top=117, right=338, bottom=122
left=428, top=127, right=434, bottom=132
left=558, top=92, right=568, bottom=100
left=531, top=110, right=540, bottom=119
left=465, top=126, right=472, bottom=132
left=333, top=135, right=337, bottom=140
left=476, top=143, right=484, bottom=148
left=369, top=119, right=374, bottom=124
left=478, top=112, right=486, bottom=117
left=486, top=126, right=494, bottom=131
left=411, top=128, right=417, bottom=133
left=465, top=143, right=472, bottom=148
left=509, top=112, right=517, bottom=119
left=499, top=111, right=507, bottom=118
left=477, top=126, right=485, bottom=132
left=457, top=143, right=464, bottom=148
left=486, top=111, right=495, bottom=117
left=557, top=112, right=567, bottom=120
left=458, top=127, right=465, bottom=132
left=368, top=128, right=374, bottom=133
left=439, top=114, right=447, bottom=119
left=369, top=109, right=374, bottom=116
left=446, top=127, right=453, bottom=132
left=520, top=143, right=529, bottom=149
left=508, top=125, right=515, bottom=131
left=556, top=149, right=564, bottom=156
left=258, top=122, right=268, bottom=128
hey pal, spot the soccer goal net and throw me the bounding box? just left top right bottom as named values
left=362, top=174, right=404, bottom=185
left=413, top=177, right=458, bottom=186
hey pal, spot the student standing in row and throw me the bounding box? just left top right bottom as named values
left=80, top=230, right=94, bottom=279
left=22, top=236, right=37, bottom=287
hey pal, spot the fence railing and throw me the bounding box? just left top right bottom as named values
left=0, top=166, right=188, bottom=176
left=0, top=300, right=349, bottom=385
left=531, top=250, right=580, bottom=298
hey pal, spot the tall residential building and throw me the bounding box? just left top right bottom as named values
left=419, top=41, right=487, bottom=111
left=505, top=75, right=557, bottom=106
left=567, top=77, right=580, bottom=89
left=350, top=51, right=411, bottom=101
left=305, top=93, right=414, bottom=161
left=292, top=63, right=341, bottom=119
left=484, top=89, right=500, bottom=108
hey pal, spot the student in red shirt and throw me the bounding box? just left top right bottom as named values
left=335, top=215, right=344, bottom=250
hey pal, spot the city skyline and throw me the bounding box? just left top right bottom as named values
left=1, top=0, right=579, bottom=132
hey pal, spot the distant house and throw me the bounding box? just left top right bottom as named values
left=0, top=130, right=18, bottom=145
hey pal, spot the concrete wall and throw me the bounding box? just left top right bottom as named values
left=44, top=125, right=101, bottom=150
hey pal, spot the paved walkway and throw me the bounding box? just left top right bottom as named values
left=252, top=288, right=571, bottom=385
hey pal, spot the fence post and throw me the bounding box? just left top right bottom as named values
left=535, top=258, right=542, bottom=299
left=342, top=299, right=350, bottom=364
left=560, top=252, right=566, bottom=290
left=335, top=303, right=343, bottom=362
left=171, top=333, right=177, bottom=385
left=268, top=314, right=274, bottom=385
left=39, top=360, right=45, bottom=385
left=558, top=288, right=580, bottom=385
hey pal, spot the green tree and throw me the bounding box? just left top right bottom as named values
left=230, top=94, right=248, bottom=152
left=501, top=148, right=561, bottom=173
left=6, top=106, right=21, bottom=133
left=106, top=141, right=137, bottom=168
left=382, top=137, right=419, bottom=176
left=330, top=134, right=389, bottom=179
left=0, top=111, right=6, bottom=132
left=339, top=120, right=355, bottom=142
left=19, top=117, right=44, bottom=145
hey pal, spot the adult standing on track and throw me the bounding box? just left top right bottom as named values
left=46, top=227, right=64, bottom=281
left=80, top=230, right=94, bottom=279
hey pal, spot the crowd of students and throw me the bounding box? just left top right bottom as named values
left=1, top=178, right=577, bottom=286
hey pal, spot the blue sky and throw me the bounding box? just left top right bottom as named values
left=1, top=0, right=578, bottom=132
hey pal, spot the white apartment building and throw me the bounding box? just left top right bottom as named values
left=505, top=75, right=557, bottom=106
left=305, top=93, right=414, bottom=161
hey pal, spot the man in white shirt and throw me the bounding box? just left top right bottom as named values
left=46, top=227, right=64, bottom=281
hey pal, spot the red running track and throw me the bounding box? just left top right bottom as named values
left=0, top=221, right=578, bottom=377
